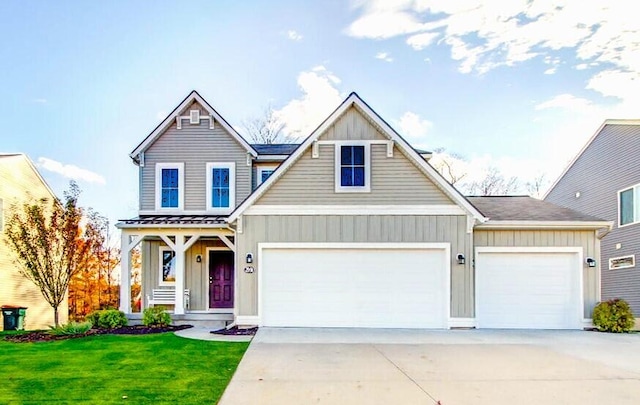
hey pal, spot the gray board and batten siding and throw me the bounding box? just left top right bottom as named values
left=474, top=230, right=600, bottom=318
left=139, top=101, right=252, bottom=212
left=237, top=214, right=473, bottom=319
left=545, top=123, right=640, bottom=313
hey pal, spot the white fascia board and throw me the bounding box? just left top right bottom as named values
left=544, top=119, right=640, bottom=200
left=475, top=220, right=613, bottom=230
left=244, top=204, right=466, bottom=216
left=255, top=155, right=290, bottom=161
left=115, top=222, right=232, bottom=230
left=130, top=91, right=257, bottom=160
left=228, top=92, right=486, bottom=223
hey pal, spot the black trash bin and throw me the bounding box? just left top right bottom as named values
left=2, top=306, right=27, bottom=331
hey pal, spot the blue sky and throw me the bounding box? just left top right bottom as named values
left=1, top=0, right=638, bottom=228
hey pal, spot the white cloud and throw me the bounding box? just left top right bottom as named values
left=33, top=98, right=47, bottom=104
left=543, top=67, right=556, bottom=75
left=37, top=157, right=106, bottom=185
left=375, top=52, right=393, bottom=62
left=273, top=66, right=344, bottom=137
left=406, top=32, right=439, bottom=50
left=287, top=30, right=303, bottom=41
left=397, top=111, right=432, bottom=145
left=346, top=0, right=640, bottom=110
left=535, top=94, right=594, bottom=113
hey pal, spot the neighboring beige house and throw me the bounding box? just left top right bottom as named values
left=0, top=153, right=68, bottom=330
left=117, top=91, right=611, bottom=330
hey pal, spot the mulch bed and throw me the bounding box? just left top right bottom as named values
left=4, top=324, right=193, bottom=343
left=211, top=326, right=258, bottom=336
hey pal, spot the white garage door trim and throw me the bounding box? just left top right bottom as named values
left=257, top=242, right=451, bottom=328
left=475, top=246, right=584, bottom=329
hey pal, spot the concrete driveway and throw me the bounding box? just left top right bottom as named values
left=219, top=328, right=640, bottom=405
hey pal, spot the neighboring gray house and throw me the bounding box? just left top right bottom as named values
left=117, top=90, right=610, bottom=330
left=545, top=120, right=640, bottom=317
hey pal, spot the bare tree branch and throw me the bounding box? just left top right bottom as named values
left=466, top=167, right=520, bottom=196
left=242, top=104, right=295, bottom=144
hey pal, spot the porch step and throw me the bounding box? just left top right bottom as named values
left=126, top=313, right=234, bottom=330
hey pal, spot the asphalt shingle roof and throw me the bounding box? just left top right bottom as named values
left=251, top=144, right=300, bottom=155
left=466, top=196, right=606, bottom=222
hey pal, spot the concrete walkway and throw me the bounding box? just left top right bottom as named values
left=219, top=328, right=640, bottom=405
left=174, top=326, right=253, bottom=342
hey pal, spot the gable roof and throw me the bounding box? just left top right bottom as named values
left=468, top=196, right=607, bottom=222
left=130, top=90, right=257, bottom=161
left=0, top=153, right=57, bottom=201
left=544, top=119, right=640, bottom=199
left=228, top=92, right=486, bottom=223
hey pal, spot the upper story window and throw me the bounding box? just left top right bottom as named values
left=335, top=142, right=370, bottom=193
left=155, top=163, right=184, bottom=210
left=206, top=162, right=236, bottom=214
left=619, top=183, right=640, bottom=227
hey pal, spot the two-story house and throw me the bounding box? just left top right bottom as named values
left=545, top=120, right=640, bottom=321
left=0, top=153, right=68, bottom=330
left=117, top=91, right=611, bottom=330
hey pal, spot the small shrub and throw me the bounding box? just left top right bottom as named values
left=49, top=321, right=92, bottom=336
left=143, top=307, right=172, bottom=327
left=85, top=311, right=101, bottom=328
left=86, top=309, right=128, bottom=329
left=592, top=299, right=635, bottom=333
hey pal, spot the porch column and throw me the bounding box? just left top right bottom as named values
left=119, top=232, right=131, bottom=314
left=174, top=235, right=185, bottom=314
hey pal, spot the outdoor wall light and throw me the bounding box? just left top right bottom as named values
left=196, top=255, right=202, bottom=263
left=586, top=257, right=596, bottom=268
left=457, top=254, right=465, bottom=265
left=246, top=253, right=253, bottom=264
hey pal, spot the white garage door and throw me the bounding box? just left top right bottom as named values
left=260, top=244, right=449, bottom=328
left=476, top=249, right=582, bottom=329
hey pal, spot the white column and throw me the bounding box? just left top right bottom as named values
left=119, top=232, right=132, bottom=313
left=174, top=234, right=185, bottom=314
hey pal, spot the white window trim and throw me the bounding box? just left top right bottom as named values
left=334, top=141, right=371, bottom=193
left=159, top=246, right=176, bottom=286
left=618, top=183, right=640, bottom=228
left=609, top=255, right=635, bottom=270
left=206, top=162, right=236, bottom=215
left=155, top=163, right=185, bottom=211
left=257, top=164, right=278, bottom=186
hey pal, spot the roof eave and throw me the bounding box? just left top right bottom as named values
left=475, top=220, right=613, bottom=230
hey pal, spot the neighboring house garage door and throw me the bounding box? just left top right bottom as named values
left=475, top=248, right=583, bottom=329
left=260, top=243, right=450, bottom=328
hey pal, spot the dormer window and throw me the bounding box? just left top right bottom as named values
left=335, top=142, right=370, bottom=192
left=206, top=162, right=236, bottom=214
left=155, top=163, right=184, bottom=210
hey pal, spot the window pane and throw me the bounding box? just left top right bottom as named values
left=261, top=170, right=273, bottom=182
left=620, top=189, right=634, bottom=225
left=162, top=168, right=178, bottom=187
left=169, top=189, right=178, bottom=207
left=220, top=188, right=230, bottom=207
left=161, top=189, right=178, bottom=208
left=352, top=146, right=365, bottom=165
left=213, top=168, right=221, bottom=187
left=353, top=167, right=365, bottom=186
left=341, top=167, right=353, bottom=186
left=221, top=169, right=229, bottom=187
left=162, top=251, right=176, bottom=282
left=212, top=188, right=221, bottom=207
left=341, top=146, right=353, bottom=165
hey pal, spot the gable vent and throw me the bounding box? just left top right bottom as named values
left=190, top=110, right=200, bottom=124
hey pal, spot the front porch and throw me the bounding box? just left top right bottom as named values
left=117, top=217, right=238, bottom=323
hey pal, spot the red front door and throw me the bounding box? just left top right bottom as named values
left=209, top=251, right=234, bottom=309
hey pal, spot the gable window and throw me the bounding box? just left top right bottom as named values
left=257, top=165, right=278, bottom=186
left=159, top=247, right=176, bottom=285
left=335, top=142, right=370, bottom=192
left=206, top=162, right=235, bottom=214
left=619, top=184, right=640, bottom=226
left=155, top=163, right=184, bottom=210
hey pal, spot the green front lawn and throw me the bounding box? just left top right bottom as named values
left=0, top=332, right=249, bottom=404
